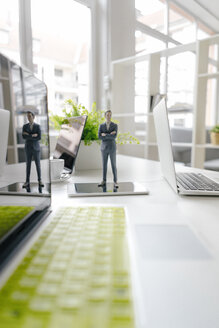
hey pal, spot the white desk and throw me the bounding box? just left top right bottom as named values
left=1, top=155, right=219, bottom=328
left=52, top=155, right=219, bottom=328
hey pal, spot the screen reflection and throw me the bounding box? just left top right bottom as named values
left=0, top=53, right=50, bottom=196
left=53, top=115, right=87, bottom=173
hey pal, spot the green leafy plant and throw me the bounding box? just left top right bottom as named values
left=41, top=133, right=49, bottom=146
left=116, top=132, right=140, bottom=145
left=49, top=99, right=140, bottom=146
left=210, top=124, right=219, bottom=133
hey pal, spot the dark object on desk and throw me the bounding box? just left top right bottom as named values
left=68, top=182, right=149, bottom=197
left=53, top=115, right=87, bottom=174
left=0, top=182, right=50, bottom=196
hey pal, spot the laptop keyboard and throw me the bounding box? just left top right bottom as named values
left=0, top=206, right=135, bottom=328
left=177, top=172, right=219, bottom=191
left=0, top=206, right=34, bottom=240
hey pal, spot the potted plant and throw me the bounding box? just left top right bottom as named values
left=50, top=99, right=139, bottom=145
left=210, top=125, right=219, bottom=145
left=49, top=99, right=140, bottom=170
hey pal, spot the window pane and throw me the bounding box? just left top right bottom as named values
left=135, top=32, right=165, bottom=54
left=169, top=7, right=196, bottom=44
left=134, top=61, right=148, bottom=141
left=167, top=52, right=195, bottom=128
left=206, top=78, right=217, bottom=127
left=197, top=23, right=211, bottom=40
left=31, top=0, right=90, bottom=115
left=135, top=61, right=148, bottom=115
left=0, top=0, right=20, bottom=63
left=135, top=0, right=165, bottom=34
left=160, top=57, right=166, bottom=94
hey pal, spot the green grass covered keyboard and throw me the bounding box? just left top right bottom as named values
left=0, top=206, right=34, bottom=240
left=0, top=206, right=135, bottom=328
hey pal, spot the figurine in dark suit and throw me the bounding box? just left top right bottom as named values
left=22, top=111, right=43, bottom=188
left=98, top=110, right=118, bottom=188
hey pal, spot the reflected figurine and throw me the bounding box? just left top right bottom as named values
left=113, top=185, right=118, bottom=193
left=102, top=185, right=107, bottom=193
left=98, top=110, right=118, bottom=188
left=26, top=185, right=31, bottom=193
left=22, top=111, right=44, bottom=188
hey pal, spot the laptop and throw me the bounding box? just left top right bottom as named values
left=0, top=53, right=51, bottom=271
left=0, top=57, right=51, bottom=196
left=0, top=109, right=10, bottom=176
left=153, top=98, right=219, bottom=196
left=53, top=115, right=87, bottom=176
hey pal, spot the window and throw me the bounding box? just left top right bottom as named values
left=169, top=5, right=196, bottom=44
left=0, top=0, right=20, bottom=63
left=55, top=92, right=64, bottom=100
left=135, top=0, right=166, bottom=34
left=0, top=29, right=9, bottom=44
left=31, top=0, right=91, bottom=114
left=33, top=38, right=41, bottom=53
left=54, top=68, right=63, bottom=77
left=135, top=61, right=148, bottom=117
left=33, top=63, right=38, bottom=74
left=135, top=32, right=166, bottom=54
left=134, top=0, right=215, bottom=132
left=167, top=51, right=195, bottom=128
left=197, top=23, right=212, bottom=40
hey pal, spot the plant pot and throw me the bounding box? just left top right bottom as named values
left=75, top=141, right=102, bottom=171
left=210, top=132, right=219, bottom=145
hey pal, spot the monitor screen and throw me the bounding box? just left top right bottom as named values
left=53, top=115, right=87, bottom=172
left=0, top=53, right=51, bottom=264
left=0, top=53, right=50, bottom=197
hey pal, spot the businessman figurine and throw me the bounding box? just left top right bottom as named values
left=98, top=109, right=118, bottom=188
left=22, top=111, right=44, bottom=188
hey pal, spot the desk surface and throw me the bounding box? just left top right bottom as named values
left=53, top=155, right=219, bottom=328
left=1, top=155, right=219, bottom=328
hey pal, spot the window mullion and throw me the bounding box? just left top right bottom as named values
left=19, top=0, right=33, bottom=71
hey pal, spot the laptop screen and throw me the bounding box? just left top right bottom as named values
left=153, top=98, right=178, bottom=193
left=0, top=53, right=51, bottom=265
left=53, top=115, right=87, bottom=172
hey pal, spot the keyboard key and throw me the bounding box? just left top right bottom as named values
left=177, top=172, right=219, bottom=192
left=58, top=295, right=83, bottom=309
left=29, top=296, right=54, bottom=312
